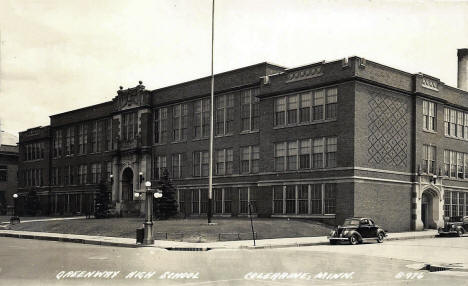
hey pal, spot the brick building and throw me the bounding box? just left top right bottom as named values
left=0, top=144, right=18, bottom=214
left=17, top=51, right=468, bottom=231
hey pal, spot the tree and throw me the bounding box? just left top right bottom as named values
left=94, top=181, right=110, bottom=219
left=25, top=189, right=40, bottom=216
left=154, top=169, right=178, bottom=219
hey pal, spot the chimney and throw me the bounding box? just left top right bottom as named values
left=458, top=48, right=468, bottom=91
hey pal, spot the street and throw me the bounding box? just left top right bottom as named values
left=1, top=237, right=468, bottom=285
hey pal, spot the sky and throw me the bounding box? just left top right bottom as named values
left=0, top=0, right=467, bottom=139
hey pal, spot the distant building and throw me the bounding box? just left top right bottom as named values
left=0, top=144, right=18, bottom=214
left=17, top=51, right=468, bottom=231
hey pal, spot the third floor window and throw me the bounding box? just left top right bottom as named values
left=194, top=98, right=210, bottom=139
left=274, top=87, right=337, bottom=127
left=122, top=112, right=138, bottom=141
left=154, top=108, right=168, bottom=144
left=172, top=104, right=188, bottom=142
left=422, top=100, right=436, bottom=131
left=241, top=88, right=260, bottom=132
left=215, top=94, right=234, bottom=136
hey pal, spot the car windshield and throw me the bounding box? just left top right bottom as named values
left=449, top=216, right=462, bottom=222
left=343, top=219, right=361, bottom=226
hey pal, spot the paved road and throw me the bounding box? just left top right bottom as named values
left=0, top=237, right=467, bottom=286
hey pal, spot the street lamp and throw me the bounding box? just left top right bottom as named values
left=10, top=193, right=20, bottom=224
left=143, top=181, right=154, bottom=245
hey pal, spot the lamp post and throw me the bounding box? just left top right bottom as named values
left=10, top=193, right=20, bottom=224
left=142, top=181, right=154, bottom=245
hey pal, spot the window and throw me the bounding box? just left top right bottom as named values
left=239, top=187, right=256, bottom=214
left=422, top=101, right=436, bottom=131
left=298, top=185, right=308, bottom=214
left=287, top=95, right=298, bottom=124
left=191, top=189, right=199, bottom=214
left=215, top=148, right=233, bottom=175
left=79, top=165, right=87, bottom=185
left=312, top=138, right=324, bottom=169
left=240, top=146, right=259, bottom=174
left=78, top=124, right=86, bottom=154
left=287, top=141, right=298, bottom=170
left=152, top=156, right=166, bottom=180
left=274, top=97, right=286, bottom=126
left=105, top=118, right=112, bottom=151
left=216, top=94, right=234, bottom=135
left=90, top=122, right=97, bottom=153
left=122, top=112, right=138, bottom=141
left=65, top=127, right=73, bottom=156
left=194, top=98, right=210, bottom=138
left=273, top=186, right=284, bottom=214
left=313, top=89, right=325, bottom=121
left=324, top=184, right=336, bottom=214
left=173, top=104, right=188, bottom=142
left=272, top=183, right=336, bottom=215
left=325, top=137, right=337, bottom=168
left=213, top=188, right=232, bottom=214
left=444, top=149, right=468, bottom=179
left=97, top=121, right=103, bottom=153
left=299, top=92, right=312, bottom=123
left=154, top=108, right=167, bottom=144
left=0, top=165, right=7, bottom=181
left=53, top=130, right=62, bottom=158
left=241, top=88, right=260, bottom=131
left=274, top=142, right=286, bottom=171
left=193, top=151, right=209, bottom=177
left=422, top=145, right=436, bottom=174
left=325, top=88, right=337, bottom=119
left=299, top=139, right=311, bottom=169
left=177, top=189, right=185, bottom=212
left=171, top=153, right=184, bottom=179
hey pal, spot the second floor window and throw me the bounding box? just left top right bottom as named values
left=122, top=112, right=138, bottom=141
left=215, top=148, right=233, bottom=175
left=0, top=165, right=7, bottom=181
left=154, top=108, right=167, bottom=144
left=240, top=145, right=260, bottom=173
left=173, top=104, right=188, bottom=142
left=421, top=145, right=436, bottom=174
left=105, top=119, right=112, bottom=151
left=423, top=101, right=436, bottom=131
left=275, top=137, right=337, bottom=171
left=444, top=150, right=468, bottom=179
left=171, top=153, right=184, bottom=179
left=152, top=155, right=166, bottom=180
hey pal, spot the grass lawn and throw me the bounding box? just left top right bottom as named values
left=7, top=217, right=333, bottom=242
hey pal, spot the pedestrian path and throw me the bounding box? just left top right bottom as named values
left=0, top=228, right=438, bottom=250
left=0, top=216, right=87, bottom=224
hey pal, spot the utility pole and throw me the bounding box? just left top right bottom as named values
left=208, top=0, right=215, bottom=224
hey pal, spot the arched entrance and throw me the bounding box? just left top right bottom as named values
left=121, top=168, right=134, bottom=201
left=421, top=188, right=440, bottom=229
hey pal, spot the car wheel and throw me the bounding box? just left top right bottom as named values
left=329, top=240, right=337, bottom=245
left=457, top=229, right=463, bottom=237
left=377, top=232, right=385, bottom=243
left=349, top=235, right=359, bottom=245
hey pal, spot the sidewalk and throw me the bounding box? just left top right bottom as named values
left=0, top=216, right=87, bottom=224
left=0, top=228, right=438, bottom=250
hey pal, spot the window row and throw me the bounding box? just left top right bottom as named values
left=444, top=191, right=468, bottom=217
left=153, top=88, right=263, bottom=144
left=274, top=137, right=337, bottom=172
left=22, top=168, right=43, bottom=187
left=52, top=119, right=112, bottom=158
left=24, top=142, right=45, bottom=161
left=274, top=87, right=337, bottom=127
left=444, top=108, right=468, bottom=140
left=178, top=187, right=256, bottom=215
left=444, top=150, right=468, bottom=180
left=272, top=184, right=336, bottom=215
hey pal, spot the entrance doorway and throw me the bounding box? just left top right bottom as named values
left=121, top=168, right=134, bottom=201
left=421, top=193, right=429, bottom=229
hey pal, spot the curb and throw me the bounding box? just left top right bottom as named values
left=0, top=231, right=439, bottom=250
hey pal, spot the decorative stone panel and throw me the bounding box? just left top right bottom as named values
left=368, top=91, right=409, bottom=168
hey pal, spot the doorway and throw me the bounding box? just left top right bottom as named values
left=121, top=168, right=134, bottom=201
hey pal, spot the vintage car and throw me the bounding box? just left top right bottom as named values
left=328, top=217, right=387, bottom=245
left=438, top=216, right=468, bottom=237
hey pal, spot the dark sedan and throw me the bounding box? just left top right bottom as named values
left=328, top=217, right=387, bottom=245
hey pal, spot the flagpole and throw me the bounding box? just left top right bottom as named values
left=208, top=0, right=215, bottom=224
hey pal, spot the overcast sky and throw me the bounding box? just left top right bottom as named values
left=0, top=0, right=467, bottom=137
